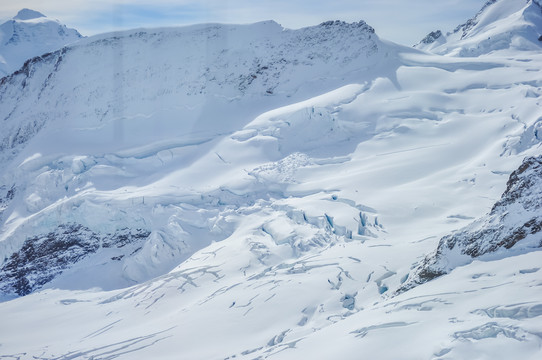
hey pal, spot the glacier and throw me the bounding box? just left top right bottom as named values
left=0, top=0, right=541, bottom=359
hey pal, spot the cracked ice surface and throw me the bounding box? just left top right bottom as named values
left=1, top=2, right=542, bottom=358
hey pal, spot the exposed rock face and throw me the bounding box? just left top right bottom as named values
left=415, top=0, right=542, bottom=55
left=418, top=30, right=442, bottom=45
left=0, top=19, right=388, bottom=298
left=0, top=185, right=15, bottom=220
left=416, top=0, right=498, bottom=49
left=452, top=0, right=498, bottom=40
left=399, top=155, right=542, bottom=292
left=0, top=224, right=150, bottom=296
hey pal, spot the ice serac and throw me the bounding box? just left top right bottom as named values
left=0, top=9, right=82, bottom=77
left=415, top=0, right=542, bottom=56
left=0, top=19, right=389, bottom=296
left=401, top=155, right=542, bottom=292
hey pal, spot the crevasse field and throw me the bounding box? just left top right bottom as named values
left=0, top=0, right=541, bottom=359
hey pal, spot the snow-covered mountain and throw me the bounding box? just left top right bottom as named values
left=415, top=0, right=542, bottom=56
left=0, top=18, right=390, bottom=295
left=0, top=8, right=82, bottom=77
left=400, top=154, right=542, bottom=292
left=0, top=0, right=541, bottom=359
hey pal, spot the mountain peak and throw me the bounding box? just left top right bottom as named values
left=0, top=9, right=82, bottom=77
left=415, top=0, right=542, bottom=56
left=13, top=8, right=46, bottom=21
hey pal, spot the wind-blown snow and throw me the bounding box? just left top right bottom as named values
left=0, top=1, right=541, bottom=358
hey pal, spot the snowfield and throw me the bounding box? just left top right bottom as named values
left=0, top=0, right=541, bottom=359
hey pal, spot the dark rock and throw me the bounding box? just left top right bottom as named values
left=319, top=20, right=375, bottom=33
left=0, top=224, right=150, bottom=296
left=452, top=0, right=498, bottom=39
left=420, top=30, right=442, bottom=45
left=398, top=155, right=542, bottom=293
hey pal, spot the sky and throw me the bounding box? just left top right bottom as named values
left=0, top=0, right=488, bottom=45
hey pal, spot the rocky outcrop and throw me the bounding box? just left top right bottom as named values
left=415, top=0, right=542, bottom=55
left=0, top=224, right=150, bottom=296
left=399, top=155, right=542, bottom=292
left=452, top=0, right=498, bottom=40
left=0, top=185, right=15, bottom=219
left=418, top=30, right=442, bottom=45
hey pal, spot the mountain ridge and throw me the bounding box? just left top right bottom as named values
left=0, top=2, right=541, bottom=358
left=415, top=0, right=542, bottom=55
left=398, top=154, right=542, bottom=293
left=0, top=18, right=392, bottom=295
left=0, top=8, right=82, bottom=77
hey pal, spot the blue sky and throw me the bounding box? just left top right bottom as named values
left=0, top=0, right=488, bottom=45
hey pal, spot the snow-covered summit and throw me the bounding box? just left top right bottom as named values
left=0, top=19, right=389, bottom=167
left=415, top=0, right=542, bottom=56
left=13, top=8, right=46, bottom=21
left=0, top=9, right=82, bottom=77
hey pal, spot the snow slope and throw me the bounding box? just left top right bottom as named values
left=0, top=18, right=391, bottom=294
left=0, top=1, right=541, bottom=359
left=400, top=154, right=542, bottom=292
left=415, top=0, right=542, bottom=56
left=0, top=8, right=82, bottom=78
